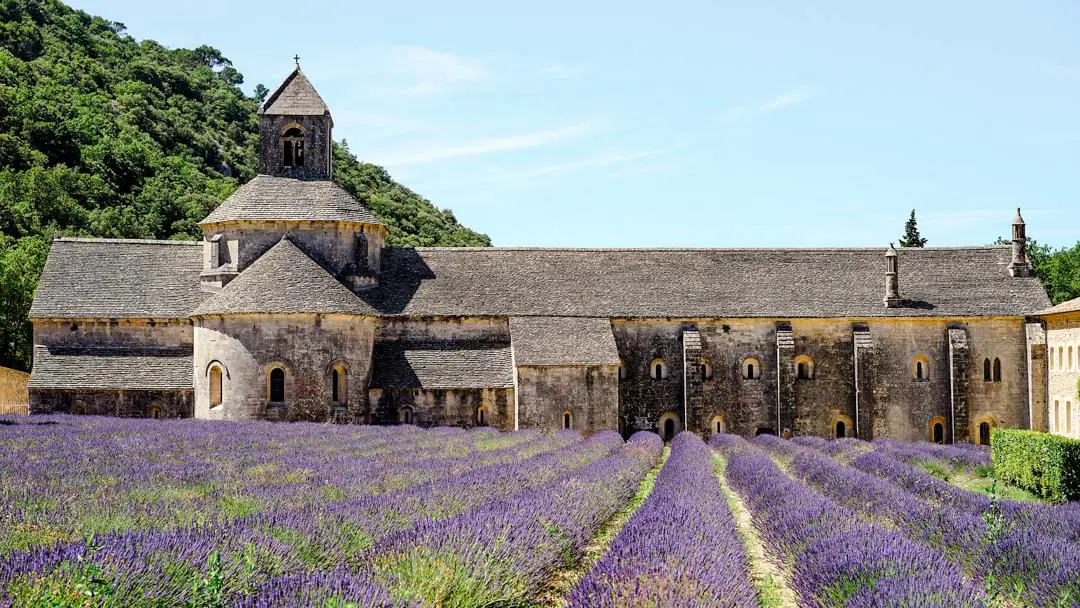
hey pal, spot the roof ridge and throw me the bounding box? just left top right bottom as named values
left=53, top=237, right=201, bottom=246
left=395, top=245, right=1013, bottom=253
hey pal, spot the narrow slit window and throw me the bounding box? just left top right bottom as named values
left=992, top=358, right=1001, bottom=382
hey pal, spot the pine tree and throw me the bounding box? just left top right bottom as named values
left=899, top=210, right=928, bottom=247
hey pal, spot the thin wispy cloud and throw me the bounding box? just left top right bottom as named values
left=1043, top=65, right=1077, bottom=80
left=332, top=110, right=427, bottom=132
left=369, top=45, right=490, bottom=95
left=367, top=122, right=594, bottom=167
left=539, top=64, right=587, bottom=80
left=498, top=149, right=665, bottom=180
left=718, top=87, right=817, bottom=121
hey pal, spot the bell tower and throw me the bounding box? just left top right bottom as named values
left=257, top=58, right=333, bottom=180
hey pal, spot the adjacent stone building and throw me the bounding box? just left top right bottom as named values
left=1033, top=297, right=1080, bottom=439
left=27, top=66, right=1055, bottom=442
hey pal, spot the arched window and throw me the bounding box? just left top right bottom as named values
left=148, top=406, right=161, bottom=419
left=330, top=365, right=347, bottom=405
left=209, top=365, right=223, bottom=407
left=1070, top=346, right=1074, bottom=370
left=835, top=420, right=846, bottom=438
left=742, top=357, right=761, bottom=380
left=992, top=358, right=1001, bottom=382
left=1069, top=402, right=1073, bottom=435
left=700, top=360, right=712, bottom=380
left=618, top=359, right=627, bottom=380
left=562, top=410, right=573, bottom=430
left=913, top=355, right=930, bottom=381
left=1050, top=349, right=1055, bottom=370
left=400, top=406, right=413, bottom=425
left=983, top=358, right=992, bottom=382
left=1054, top=400, right=1060, bottom=432
left=711, top=415, right=727, bottom=435
left=650, top=358, right=668, bottom=380
left=477, top=405, right=487, bottom=426
left=929, top=416, right=947, bottom=444
left=281, top=125, right=305, bottom=168
left=1059, top=347, right=1065, bottom=371
left=268, top=367, right=285, bottom=403
left=794, top=355, right=814, bottom=380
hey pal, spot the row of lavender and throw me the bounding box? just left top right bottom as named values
left=0, top=417, right=670, bottom=607
left=0, top=417, right=622, bottom=606
left=712, top=434, right=985, bottom=607
left=0, top=416, right=552, bottom=554
left=762, top=435, right=1080, bottom=606
left=567, top=432, right=757, bottom=608
left=230, top=431, right=664, bottom=606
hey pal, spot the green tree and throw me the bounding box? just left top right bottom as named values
left=0, top=0, right=490, bottom=371
left=899, top=209, right=928, bottom=247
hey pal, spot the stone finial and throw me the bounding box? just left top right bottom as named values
left=884, top=243, right=902, bottom=308
left=1008, top=207, right=1034, bottom=277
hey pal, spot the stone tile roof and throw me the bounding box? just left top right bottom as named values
left=200, top=175, right=383, bottom=226
left=1034, top=297, right=1080, bottom=317
left=193, top=238, right=376, bottom=316
left=509, top=317, right=620, bottom=366
left=28, top=345, right=193, bottom=390
left=375, top=246, right=1050, bottom=318
left=29, top=238, right=205, bottom=319
left=258, top=68, right=330, bottom=116
left=371, top=342, right=514, bottom=389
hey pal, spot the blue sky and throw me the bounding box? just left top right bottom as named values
left=69, top=1, right=1080, bottom=248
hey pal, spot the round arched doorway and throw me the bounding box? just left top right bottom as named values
left=657, top=412, right=682, bottom=441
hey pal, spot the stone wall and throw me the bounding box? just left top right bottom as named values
left=201, top=220, right=385, bottom=280
left=34, top=319, right=192, bottom=351
left=515, top=365, right=618, bottom=434
left=1046, top=314, right=1080, bottom=438
left=258, top=114, right=332, bottom=180
left=612, top=317, right=1030, bottom=442
left=29, top=389, right=192, bottom=418
left=193, top=313, right=375, bottom=422
left=0, top=366, right=29, bottom=413
left=378, top=317, right=509, bottom=342
left=367, top=387, right=513, bottom=430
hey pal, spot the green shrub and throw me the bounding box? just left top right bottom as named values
left=990, top=428, right=1080, bottom=503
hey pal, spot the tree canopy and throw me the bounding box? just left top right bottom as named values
left=0, top=0, right=489, bottom=371
left=899, top=210, right=928, bottom=247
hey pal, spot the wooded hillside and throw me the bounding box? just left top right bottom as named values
left=0, top=0, right=490, bottom=371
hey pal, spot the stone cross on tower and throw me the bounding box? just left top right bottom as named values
left=294, top=55, right=300, bottom=68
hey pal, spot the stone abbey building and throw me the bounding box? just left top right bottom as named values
left=28, top=67, right=1056, bottom=443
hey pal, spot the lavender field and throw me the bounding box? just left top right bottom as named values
left=0, top=417, right=1078, bottom=607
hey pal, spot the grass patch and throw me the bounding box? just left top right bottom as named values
left=714, top=453, right=799, bottom=608
left=540, top=445, right=670, bottom=607
left=950, top=471, right=1044, bottom=503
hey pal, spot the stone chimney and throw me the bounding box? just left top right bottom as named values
left=884, top=243, right=902, bottom=308
left=1008, top=208, right=1034, bottom=277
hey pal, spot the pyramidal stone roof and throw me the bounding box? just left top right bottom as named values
left=192, top=237, right=375, bottom=317
left=258, top=67, right=330, bottom=117
left=200, top=175, right=384, bottom=226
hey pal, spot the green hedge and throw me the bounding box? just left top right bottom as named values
left=990, top=428, right=1080, bottom=503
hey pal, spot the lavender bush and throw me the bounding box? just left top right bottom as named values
left=764, top=435, right=1080, bottom=606
left=566, top=432, right=756, bottom=608
left=716, top=434, right=985, bottom=607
